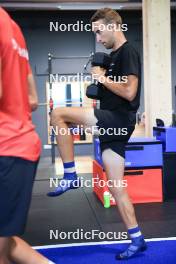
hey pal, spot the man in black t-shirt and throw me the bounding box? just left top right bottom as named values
left=93, top=40, right=141, bottom=156
left=100, top=42, right=141, bottom=112
left=90, top=9, right=147, bottom=260
left=47, top=8, right=147, bottom=260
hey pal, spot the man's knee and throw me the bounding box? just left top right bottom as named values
left=51, top=108, right=64, bottom=126
left=102, top=148, right=124, bottom=163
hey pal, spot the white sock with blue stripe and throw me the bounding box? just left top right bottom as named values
left=63, top=161, right=77, bottom=180
left=47, top=161, right=79, bottom=197
left=128, top=225, right=144, bottom=243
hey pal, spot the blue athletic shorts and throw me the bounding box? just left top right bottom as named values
left=0, top=156, right=38, bottom=237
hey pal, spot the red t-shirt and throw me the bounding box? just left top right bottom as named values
left=0, top=8, right=41, bottom=161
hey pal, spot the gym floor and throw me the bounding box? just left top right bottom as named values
left=22, top=157, right=176, bottom=247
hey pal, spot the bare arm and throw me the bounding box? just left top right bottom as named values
left=0, top=58, right=2, bottom=99
left=92, top=66, right=138, bottom=102
left=103, top=74, right=138, bottom=102
left=28, top=73, right=38, bottom=111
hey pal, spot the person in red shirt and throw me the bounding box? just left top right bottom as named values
left=0, top=7, right=54, bottom=264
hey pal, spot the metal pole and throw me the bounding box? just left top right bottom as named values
left=48, top=53, right=56, bottom=164
left=52, top=55, right=90, bottom=60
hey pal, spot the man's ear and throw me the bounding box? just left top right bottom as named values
left=107, top=23, right=114, bottom=32
left=112, top=23, right=117, bottom=32
left=113, top=23, right=121, bottom=32
left=107, top=22, right=118, bottom=32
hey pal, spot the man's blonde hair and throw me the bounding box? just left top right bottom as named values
left=91, top=8, right=122, bottom=26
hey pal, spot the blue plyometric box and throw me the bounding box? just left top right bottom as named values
left=153, top=126, right=176, bottom=152
left=94, top=138, right=103, bottom=167
left=125, top=137, right=163, bottom=168
left=94, top=137, right=163, bottom=169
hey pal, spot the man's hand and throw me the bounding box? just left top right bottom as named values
left=91, top=66, right=106, bottom=83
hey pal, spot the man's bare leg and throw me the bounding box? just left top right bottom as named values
left=102, top=149, right=147, bottom=260
left=0, top=236, right=53, bottom=264
left=47, top=107, right=98, bottom=197
left=51, top=107, right=98, bottom=162
left=0, top=237, right=10, bottom=264
left=102, top=149, right=137, bottom=228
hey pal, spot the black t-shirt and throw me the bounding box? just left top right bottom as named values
left=98, top=41, right=141, bottom=117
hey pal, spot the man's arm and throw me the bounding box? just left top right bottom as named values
left=91, top=66, right=138, bottom=102
left=0, top=58, right=2, bottom=99
left=28, top=73, right=38, bottom=111
left=103, top=74, right=138, bottom=102
left=92, top=45, right=140, bottom=102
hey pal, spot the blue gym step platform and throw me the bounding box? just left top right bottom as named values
left=94, top=137, right=163, bottom=169
left=36, top=238, right=176, bottom=264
